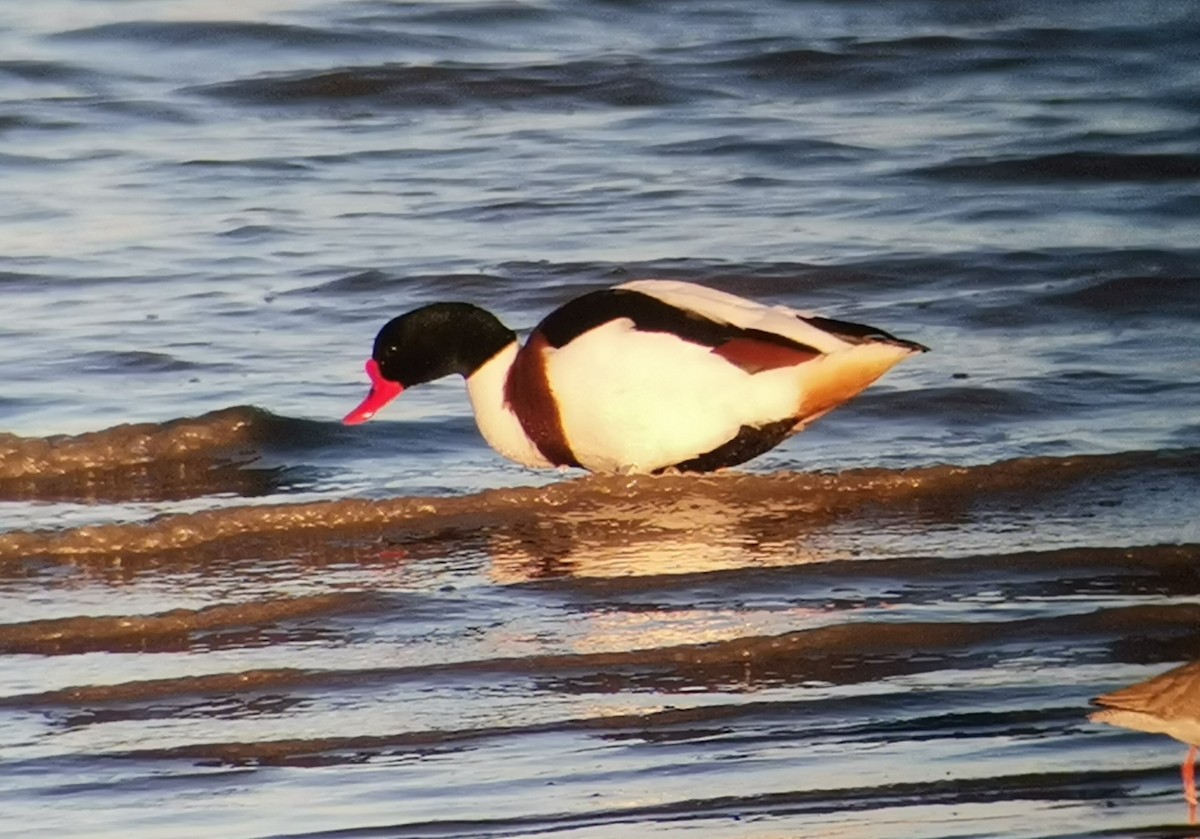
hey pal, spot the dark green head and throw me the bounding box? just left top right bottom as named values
left=343, top=302, right=516, bottom=425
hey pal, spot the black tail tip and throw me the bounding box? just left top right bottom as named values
left=878, top=337, right=929, bottom=353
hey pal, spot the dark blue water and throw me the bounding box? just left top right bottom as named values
left=1, top=1, right=1199, bottom=836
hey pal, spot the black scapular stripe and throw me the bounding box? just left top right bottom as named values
left=800, top=314, right=928, bottom=352
left=536, top=288, right=819, bottom=354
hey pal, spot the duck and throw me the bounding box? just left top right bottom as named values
left=343, top=279, right=927, bottom=473
left=1090, top=660, right=1200, bottom=824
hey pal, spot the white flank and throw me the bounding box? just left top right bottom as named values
left=544, top=321, right=803, bottom=472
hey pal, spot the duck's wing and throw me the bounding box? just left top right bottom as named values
left=617, top=279, right=926, bottom=354
left=530, top=279, right=925, bottom=387
left=533, top=281, right=822, bottom=374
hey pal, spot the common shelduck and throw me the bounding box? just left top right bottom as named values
left=1091, top=660, right=1200, bottom=823
left=344, top=280, right=927, bottom=473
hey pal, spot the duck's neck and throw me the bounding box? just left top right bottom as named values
left=425, top=303, right=518, bottom=380
left=444, top=305, right=518, bottom=378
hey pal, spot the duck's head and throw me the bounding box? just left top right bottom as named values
left=343, top=302, right=515, bottom=425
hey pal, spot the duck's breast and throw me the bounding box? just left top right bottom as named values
left=465, top=342, right=555, bottom=470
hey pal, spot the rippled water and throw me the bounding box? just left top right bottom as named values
left=2, top=0, right=1199, bottom=836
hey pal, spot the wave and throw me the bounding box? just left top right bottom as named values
left=0, top=406, right=271, bottom=481
left=1040, top=274, right=1200, bottom=317
left=0, top=406, right=332, bottom=503
left=0, top=397, right=1164, bottom=489
left=51, top=20, right=399, bottom=50
left=0, top=444, right=1194, bottom=563
left=194, top=59, right=697, bottom=109
left=9, top=600, right=1198, bottom=710
left=4, top=541, right=1194, bottom=661
left=278, top=250, right=1200, bottom=320
left=0, top=592, right=383, bottom=656
left=56, top=699, right=1091, bottom=772
left=531, top=542, right=1200, bottom=596
left=0, top=58, right=97, bottom=83
left=915, top=152, right=1200, bottom=183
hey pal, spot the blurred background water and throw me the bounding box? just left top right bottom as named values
left=1, top=1, right=1199, bottom=837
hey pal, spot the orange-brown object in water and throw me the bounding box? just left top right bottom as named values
left=1091, top=660, right=1200, bottom=824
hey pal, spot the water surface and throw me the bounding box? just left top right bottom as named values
left=2, top=0, right=1199, bottom=836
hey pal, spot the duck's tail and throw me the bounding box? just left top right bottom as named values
left=794, top=340, right=925, bottom=426
left=799, top=314, right=930, bottom=354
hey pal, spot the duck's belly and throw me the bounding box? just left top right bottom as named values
left=545, top=323, right=801, bottom=473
